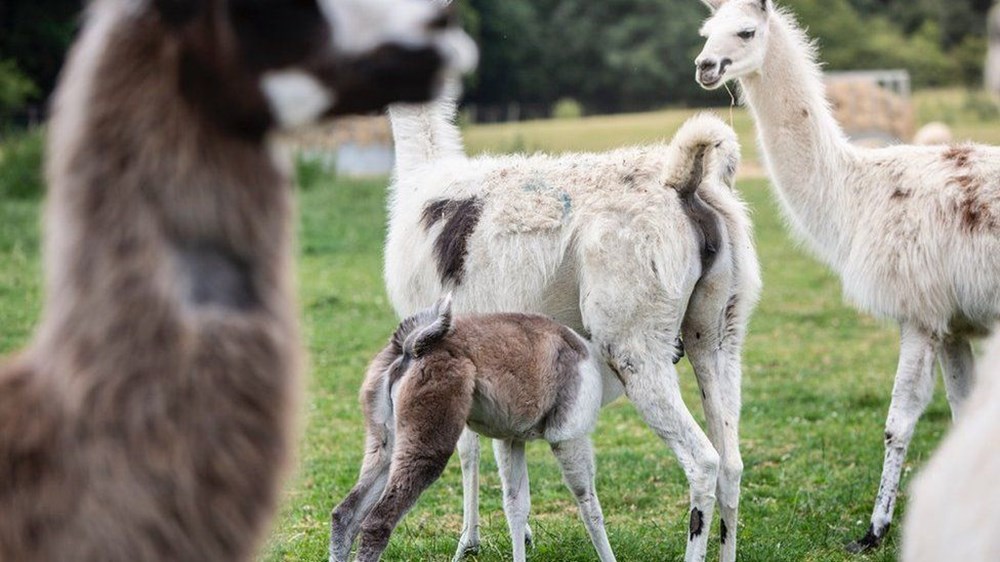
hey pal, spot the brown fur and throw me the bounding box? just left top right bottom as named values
left=331, top=309, right=598, bottom=561
left=0, top=1, right=463, bottom=560
left=943, top=145, right=975, bottom=168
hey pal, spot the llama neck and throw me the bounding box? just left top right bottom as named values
left=36, top=12, right=295, bottom=369
left=388, top=93, right=465, bottom=175
left=739, top=9, right=856, bottom=265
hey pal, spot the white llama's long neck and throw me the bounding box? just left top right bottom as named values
left=388, top=93, right=465, bottom=175
left=739, top=9, right=856, bottom=266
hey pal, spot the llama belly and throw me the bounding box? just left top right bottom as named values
left=466, top=396, right=547, bottom=442
left=841, top=237, right=1000, bottom=334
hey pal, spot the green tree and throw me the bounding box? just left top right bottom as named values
left=0, top=59, right=37, bottom=123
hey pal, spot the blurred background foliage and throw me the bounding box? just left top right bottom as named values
left=0, top=0, right=995, bottom=122
left=462, top=0, right=997, bottom=116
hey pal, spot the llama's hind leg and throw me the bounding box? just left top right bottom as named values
left=939, top=336, right=975, bottom=421
left=494, top=439, right=531, bottom=562
left=847, top=323, right=938, bottom=553
left=684, top=273, right=748, bottom=561
left=685, top=312, right=744, bottom=562
left=599, top=334, right=719, bottom=562
left=452, top=428, right=481, bottom=561
left=551, top=437, right=616, bottom=562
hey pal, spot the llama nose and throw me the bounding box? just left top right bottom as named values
left=719, top=58, right=733, bottom=73
left=698, top=58, right=718, bottom=73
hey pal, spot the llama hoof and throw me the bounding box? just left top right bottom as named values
left=452, top=533, right=480, bottom=561
left=845, top=524, right=884, bottom=554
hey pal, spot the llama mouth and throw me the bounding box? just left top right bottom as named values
left=699, top=75, right=723, bottom=89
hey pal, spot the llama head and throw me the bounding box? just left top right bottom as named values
left=694, top=0, right=772, bottom=90
left=132, top=0, right=476, bottom=131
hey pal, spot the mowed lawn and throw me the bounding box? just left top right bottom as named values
left=3, top=92, right=996, bottom=561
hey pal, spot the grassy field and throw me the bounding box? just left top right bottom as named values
left=2, top=90, right=997, bottom=561
left=465, top=87, right=1000, bottom=159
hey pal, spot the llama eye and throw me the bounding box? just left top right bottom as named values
left=737, top=30, right=756, bottom=40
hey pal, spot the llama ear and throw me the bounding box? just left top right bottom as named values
left=435, top=293, right=454, bottom=321
left=700, top=0, right=730, bottom=12
left=759, top=0, right=771, bottom=12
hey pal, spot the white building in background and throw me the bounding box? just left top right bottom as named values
left=286, top=116, right=395, bottom=178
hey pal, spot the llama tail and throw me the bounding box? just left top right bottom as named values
left=390, top=294, right=454, bottom=359
left=388, top=84, right=466, bottom=175
left=665, top=113, right=741, bottom=195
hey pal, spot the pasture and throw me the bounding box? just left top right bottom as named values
left=1, top=91, right=994, bottom=561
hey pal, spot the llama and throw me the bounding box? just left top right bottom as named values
left=901, top=330, right=1000, bottom=562
left=0, top=0, right=475, bottom=560
left=694, top=0, right=1000, bottom=551
left=371, top=96, right=761, bottom=561
left=330, top=296, right=622, bottom=562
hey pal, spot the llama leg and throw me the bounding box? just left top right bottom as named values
left=551, top=437, right=616, bottom=562
left=939, top=336, right=975, bottom=421
left=847, top=323, right=938, bottom=553
left=356, top=361, right=474, bottom=562
left=685, top=327, right=743, bottom=562
left=685, top=281, right=747, bottom=562
left=604, top=339, right=719, bottom=562
left=494, top=439, right=531, bottom=562
left=452, top=428, right=481, bottom=561
left=679, top=236, right=741, bottom=562
left=331, top=379, right=396, bottom=562
left=329, top=425, right=394, bottom=562
left=354, top=443, right=457, bottom=562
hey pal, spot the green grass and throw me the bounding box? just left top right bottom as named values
left=4, top=89, right=997, bottom=560
left=0, top=178, right=948, bottom=562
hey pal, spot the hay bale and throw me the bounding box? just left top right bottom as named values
left=825, top=77, right=915, bottom=144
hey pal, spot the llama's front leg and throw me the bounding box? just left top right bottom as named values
left=354, top=444, right=456, bottom=562
left=608, top=344, right=719, bottom=562
left=939, top=336, right=975, bottom=421
left=847, top=323, right=937, bottom=553
left=494, top=439, right=531, bottom=562
left=551, top=437, right=616, bottom=562
left=330, top=422, right=394, bottom=561
left=452, top=428, right=481, bottom=561
left=329, top=450, right=392, bottom=562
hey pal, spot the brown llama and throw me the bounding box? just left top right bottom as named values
left=329, top=296, right=623, bottom=562
left=0, top=0, right=475, bottom=560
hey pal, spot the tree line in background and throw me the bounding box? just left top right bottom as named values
left=0, top=0, right=996, bottom=125
left=464, top=0, right=995, bottom=116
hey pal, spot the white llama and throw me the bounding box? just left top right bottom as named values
left=694, top=0, right=1000, bottom=552
left=330, top=296, right=621, bottom=562
left=901, top=330, right=1000, bottom=562
left=369, top=97, right=762, bottom=561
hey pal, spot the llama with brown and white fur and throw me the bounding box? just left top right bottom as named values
left=901, top=330, right=1000, bottom=562
left=0, top=0, right=475, bottom=560
left=372, top=97, right=761, bottom=562
left=694, top=0, right=1000, bottom=552
left=330, top=296, right=622, bottom=562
